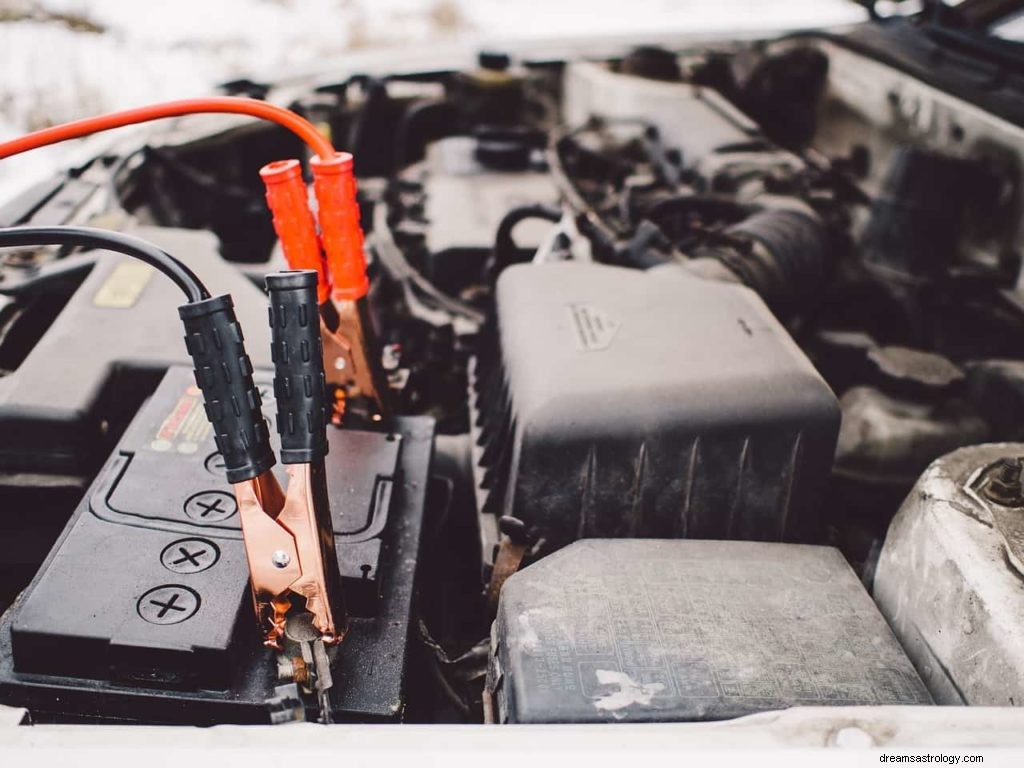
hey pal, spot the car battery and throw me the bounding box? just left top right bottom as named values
left=0, top=366, right=436, bottom=724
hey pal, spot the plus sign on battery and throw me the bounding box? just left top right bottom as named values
left=136, top=585, right=200, bottom=625
left=160, top=538, right=220, bottom=574
left=183, top=490, right=237, bottom=523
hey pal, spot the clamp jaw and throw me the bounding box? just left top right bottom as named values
left=321, top=296, right=392, bottom=420
left=235, top=463, right=343, bottom=649
left=178, top=270, right=346, bottom=650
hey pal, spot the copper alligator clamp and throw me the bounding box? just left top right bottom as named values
left=178, top=270, right=346, bottom=651
left=261, top=155, right=391, bottom=423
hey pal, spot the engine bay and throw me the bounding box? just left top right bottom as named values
left=1, top=26, right=1024, bottom=727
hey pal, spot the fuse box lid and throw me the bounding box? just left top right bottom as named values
left=489, top=539, right=931, bottom=724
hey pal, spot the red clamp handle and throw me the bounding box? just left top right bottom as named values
left=259, top=160, right=330, bottom=304
left=311, top=152, right=369, bottom=302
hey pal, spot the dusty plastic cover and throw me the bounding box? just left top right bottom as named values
left=0, top=225, right=274, bottom=475
left=488, top=539, right=931, bottom=723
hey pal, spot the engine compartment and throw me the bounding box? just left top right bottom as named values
left=2, top=27, right=1024, bottom=726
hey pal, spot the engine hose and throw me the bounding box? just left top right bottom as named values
left=691, top=208, right=831, bottom=312
left=489, top=204, right=562, bottom=279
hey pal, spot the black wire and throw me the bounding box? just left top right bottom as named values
left=0, top=226, right=210, bottom=303
left=101, top=147, right=145, bottom=211
left=487, top=203, right=562, bottom=280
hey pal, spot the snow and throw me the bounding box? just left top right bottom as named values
left=0, top=0, right=866, bottom=206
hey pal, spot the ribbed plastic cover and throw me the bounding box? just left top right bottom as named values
left=471, top=263, right=840, bottom=548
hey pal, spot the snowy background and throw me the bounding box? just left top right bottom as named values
left=0, top=0, right=866, bottom=204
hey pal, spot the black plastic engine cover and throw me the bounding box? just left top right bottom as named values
left=0, top=367, right=435, bottom=723
left=488, top=539, right=931, bottom=723
left=395, top=137, right=558, bottom=292
left=471, top=263, right=840, bottom=552
left=0, top=225, right=273, bottom=476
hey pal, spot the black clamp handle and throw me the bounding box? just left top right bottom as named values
left=266, top=270, right=330, bottom=464
left=178, top=295, right=275, bottom=484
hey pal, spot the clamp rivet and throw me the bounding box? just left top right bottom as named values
left=272, top=550, right=291, bottom=568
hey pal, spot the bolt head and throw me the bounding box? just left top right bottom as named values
left=381, top=343, right=402, bottom=371
left=982, top=457, right=1024, bottom=506
left=271, top=550, right=291, bottom=569
left=997, top=457, right=1023, bottom=483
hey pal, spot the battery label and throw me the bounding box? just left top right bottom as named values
left=93, top=261, right=154, bottom=309
left=148, top=385, right=211, bottom=455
